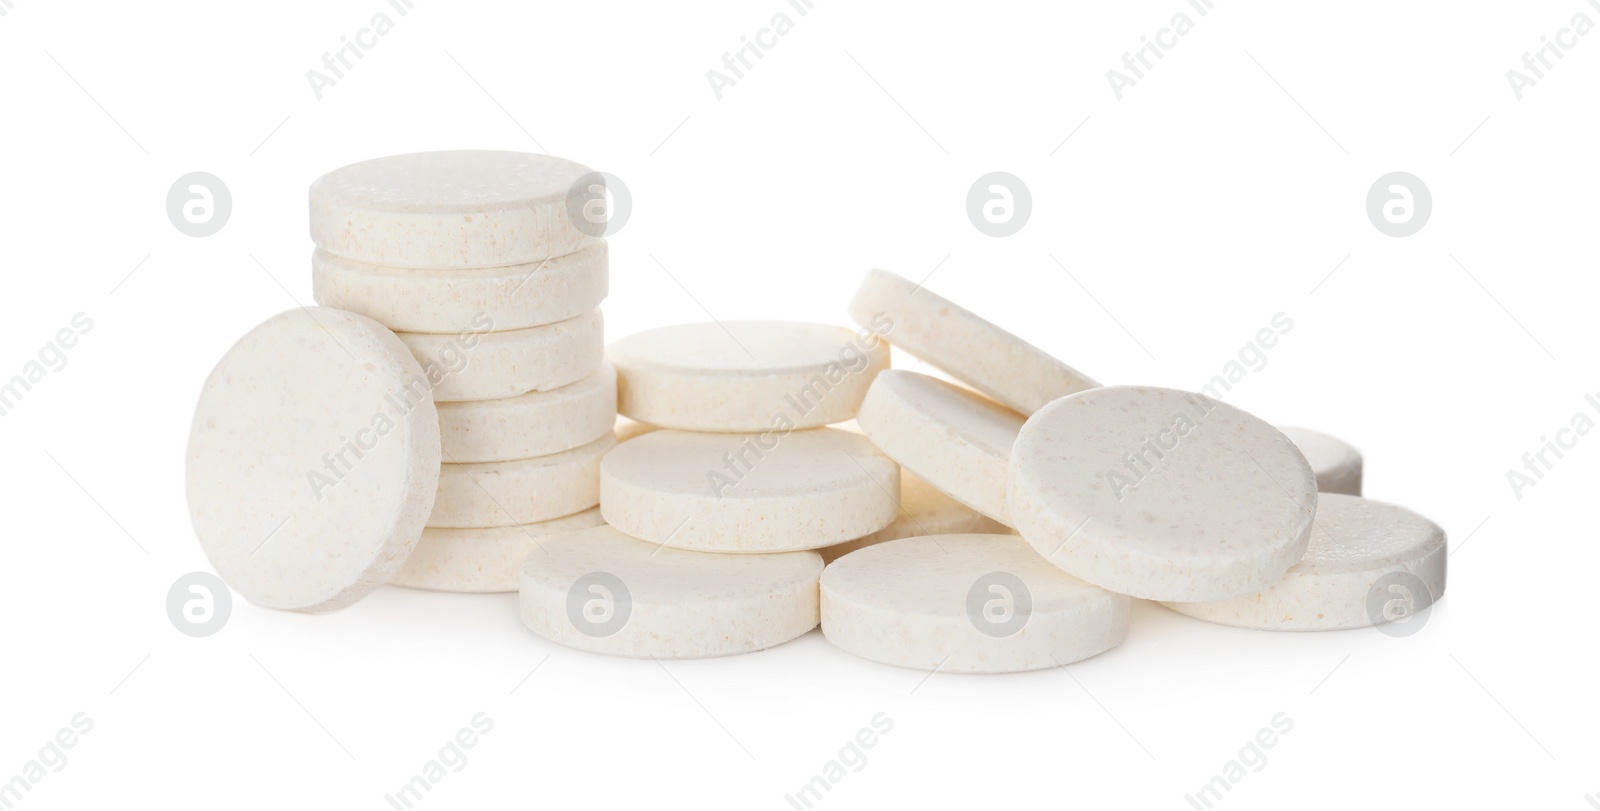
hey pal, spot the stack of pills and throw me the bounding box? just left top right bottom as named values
left=308, top=151, right=616, bottom=594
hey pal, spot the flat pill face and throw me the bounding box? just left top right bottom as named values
left=820, top=534, right=1130, bottom=673
left=608, top=321, right=889, bottom=432
left=1162, top=493, right=1447, bottom=630
left=186, top=308, right=441, bottom=612
left=1277, top=425, right=1363, bottom=496
left=1007, top=385, right=1316, bottom=602
left=600, top=427, right=899, bottom=552
left=519, top=524, right=824, bottom=658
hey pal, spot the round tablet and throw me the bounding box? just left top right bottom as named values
left=1278, top=426, right=1363, bottom=496
left=1161, top=494, right=1446, bottom=630
left=608, top=321, right=890, bottom=432
left=821, top=535, right=1130, bottom=673
left=395, top=309, right=603, bottom=402
left=309, top=150, right=597, bottom=269
left=1007, top=386, right=1316, bottom=602
left=186, top=308, right=441, bottom=612
left=430, top=433, right=615, bottom=528
left=437, top=363, right=616, bottom=463
left=600, top=428, right=899, bottom=552
left=520, top=524, right=824, bottom=658
left=855, top=370, right=1022, bottom=525
left=390, top=508, right=606, bottom=593
left=820, top=472, right=1011, bottom=563
left=312, top=241, right=608, bottom=333
left=849, top=268, right=1097, bottom=415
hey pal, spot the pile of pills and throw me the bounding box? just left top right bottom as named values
left=186, top=150, right=1446, bottom=670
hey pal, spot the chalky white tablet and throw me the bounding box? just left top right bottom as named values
left=608, top=321, right=890, bottom=432
left=821, top=535, right=1130, bottom=673
left=1278, top=426, right=1363, bottom=496
left=309, top=150, right=597, bottom=269
left=430, top=433, right=616, bottom=528
left=848, top=268, right=1096, bottom=415
left=1161, top=494, right=1446, bottom=630
left=1008, top=386, right=1316, bottom=602
left=395, top=309, right=603, bottom=402
left=312, top=242, right=608, bottom=333
left=520, top=524, right=824, bottom=658
left=186, top=308, right=440, bottom=612
left=600, top=428, right=899, bottom=552
left=820, top=472, right=1011, bottom=563
left=855, top=370, right=1022, bottom=525
left=390, top=508, right=606, bottom=593
left=436, top=363, right=617, bottom=463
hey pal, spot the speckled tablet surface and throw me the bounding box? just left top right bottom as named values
left=430, top=433, right=616, bottom=528
left=186, top=308, right=440, bottom=612
left=437, top=363, right=616, bottom=463
left=519, top=524, right=824, bottom=658
left=608, top=321, right=890, bottom=432
left=1161, top=494, right=1446, bottom=630
left=312, top=241, right=608, bottom=333
left=1278, top=426, right=1363, bottom=496
left=309, top=150, right=597, bottom=269
left=600, top=427, right=899, bottom=552
left=821, top=535, right=1130, bottom=673
left=390, top=508, right=606, bottom=593
left=855, top=370, right=1022, bottom=525
left=394, top=309, right=603, bottom=402
left=1007, top=386, right=1316, bottom=602
left=819, top=472, right=1012, bottom=563
left=848, top=268, right=1096, bottom=415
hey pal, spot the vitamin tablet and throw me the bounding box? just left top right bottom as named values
left=312, top=242, right=608, bottom=333
left=608, top=320, right=890, bottom=432
left=436, top=363, right=616, bottom=464
left=430, top=433, right=615, bottom=528
left=600, top=427, right=898, bottom=552
left=1277, top=426, right=1363, bottom=496
left=309, top=150, right=597, bottom=269
left=820, top=535, right=1130, bottom=673
left=390, top=508, right=606, bottom=593
left=855, top=370, right=1022, bottom=525
left=519, top=524, right=824, bottom=658
left=394, top=309, right=603, bottom=402
left=1161, top=494, right=1446, bottom=630
left=848, top=268, right=1096, bottom=415
left=819, top=472, right=1011, bottom=563
left=186, top=308, right=440, bottom=612
left=1008, top=386, right=1316, bottom=602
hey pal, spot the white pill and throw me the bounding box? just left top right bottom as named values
left=608, top=320, right=890, bottom=432
left=394, top=309, right=603, bottom=402
left=600, top=427, right=899, bottom=552
left=390, top=508, right=607, bottom=593
left=312, top=242, right=608, bottom=333
left=1161, top=494, right=1446, bottom=630
left=1008, top=386, right=1316, bottom=602
left=819, top=472, right=1011, bottom=563
left=848, top=268, right=1097, bottom=415
left=1278, top=426, right=1363, bottom=496
left=436, top=363, right=616, bottom=464
left=430, top=433, right=615, bottom=528
left=821, top=534, right=1130, bottom=673
left=855, top=370, right=1021, bottom=526
left=309, top=150, right=597, bottom=269
left=520, top=524, right=824, bottom=658
left=186, top=308, right=440, bottom=612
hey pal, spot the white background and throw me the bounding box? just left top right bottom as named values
left=1, top=0, right=1595, bottom=808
